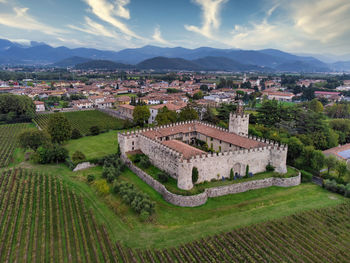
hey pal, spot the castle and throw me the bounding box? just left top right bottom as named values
left=118, top=105, right=288, bottom=190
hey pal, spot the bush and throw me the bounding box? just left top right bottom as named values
left=192, top=167, right=199, bottom=184
left=94, top=179, right=110, bottom=195
left=33, top=144, right=68, bottom=164
left=65, top=158, right=75, bottom=170
left=87, top=174, right=95, bottom=183
left=157, top=172, right=169, bottom=183
left=301, top=170, right=313, bottom=183
left=266, top=163, right=275, bottom=172
left=245, top=165, right=250, bottom=177
left=139, top=155, right=151, bottom=169
left=90, top=125, right=100, bottom=136
left=71, top=128, right=82, bottom=139
left=345, top=184, right=350, bottom=197
left=72, top=151, right=86, bottom=163
left=132, top=154, right=143, bottom=163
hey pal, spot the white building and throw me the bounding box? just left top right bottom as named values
left=34, top=101, right=45, bottom=112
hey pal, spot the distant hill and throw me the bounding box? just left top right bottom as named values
left=75, top=60, right=134, bottom=70
left=0, top=38, right=340, bottom=72
left=137, top=57, right=201, bottom=71
left=331, top=61, right=350, bottom=72
left=53, top=56, right=92, bottom=67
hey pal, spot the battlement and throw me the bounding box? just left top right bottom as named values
left=229, top=113, right=250, bottom=118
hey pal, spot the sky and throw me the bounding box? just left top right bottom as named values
left=0, top=0, right=350, bottom=55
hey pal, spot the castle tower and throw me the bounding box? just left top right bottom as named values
left=229, top=101, right=249, bottom=136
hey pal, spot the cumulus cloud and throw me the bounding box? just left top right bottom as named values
left=68, top=17, right=119, bottom=39
left=0, top=6, right=64, bottom=35
left=84, top=0, right=141, bottom=39
left=185, top=0, right=227, bottom=38
left=152, top=26, right=171, bottom=45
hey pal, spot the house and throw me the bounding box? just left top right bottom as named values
left=117, top=104, right=135, bottom=120
left=116, top=96, right=131, bottom=105
left=34, top=101, right=45, bottom=112
left=315, top=91, right=341, bottom=101
left=262, top=91, right=295, bottom=102
left=323, top=144, right=350, bottom=161
left=148, top=102, right=187, bottom=124
left=72, top=99, right=93, bottom=109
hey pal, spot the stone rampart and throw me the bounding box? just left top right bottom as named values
left=123, top=155, right=300, bottom=207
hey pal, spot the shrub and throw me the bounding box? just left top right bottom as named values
left=246, top=165, right=250, bottom=177
left=192, top=167, right=199, bottom=184
left=18, top=129, right=51, bottom=150
left=90, top=125, right=100, bottom=136
left=301, top=170, right=313, bottom=183
left=157, top=172, right=169, bottom=183
left=230, top=168, right=234, bottom=181
left=87, top=174, right=95, bottom=183
left=33, top=144, right=68, bottom=164
left=132, top=154, right=143, bottom=163
left=139, top=155, right=151, bottom=169
left=94, top=179, right=110, bottom=195
left=266, top=163, right=275, bottom=172
left=71, top=128, right=82, bottom=139
left=72, top=151, right=86, bottom=163
left=345, top=184, right=350, bottom=197
left=65, top=158, right=75, bottom=170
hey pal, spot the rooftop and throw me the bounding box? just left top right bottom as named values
left=162, top=140, right=206, bottom=159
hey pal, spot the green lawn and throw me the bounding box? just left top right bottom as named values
left=64, top=130, right=119, bottom=160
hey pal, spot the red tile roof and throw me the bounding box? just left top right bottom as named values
left=162, top=140, right=205, bottom=159
left=142, top=122, right=266, bottom=150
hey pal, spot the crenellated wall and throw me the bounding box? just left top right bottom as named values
left=123, top=155, right=300, bottom=207
left=118, top=120, right=288, bottom=191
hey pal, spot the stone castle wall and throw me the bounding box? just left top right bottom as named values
left=123, top=155, right=300, bottom=207
left=118, top=121, right=288, bottom=191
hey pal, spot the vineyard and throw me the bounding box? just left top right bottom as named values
left=0, top=123, right=32, bottom=167
left=34, top=110, right=124, bottom=135
left=1, top=168, right=350, bottom=262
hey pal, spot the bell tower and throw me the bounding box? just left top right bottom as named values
left=229, top=101, right=249, bottom=136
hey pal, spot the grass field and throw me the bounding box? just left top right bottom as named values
left=65, top=130, right=119, bottom=160
left=0, top=123, right=34, bottom=168
left=34, top=110, right=125, bottom=135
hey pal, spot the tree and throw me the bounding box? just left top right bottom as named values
left=309, top=99, right=324, bottom=113
left=133, top=105, right=150, bottom=126
left=0, top=94, right=35, bottom=123
left=179, top=106, right=199, bottom=121
left=202, top=106, right=219, bottom=124
left=200, top=85, right=209, bottom=92
left=71, top=128, right=82, bottom=139
left=155, top=106, right=178, bottom=125
left=337, top=161, right=348, bottom=178
left=72, top=151, right=86, bottom=163
left=325, top=155, right=338, bottom=175
left=18, top=129, right=51, bottom=150
left=286, top=137, right=304, bottom=164
left=230, top=168, right=234, bottom=180
left=47, top=114, right=72, bottom=144
left=192, top=167, right=199, bottom=184
left=193, top=91, right=204, bottom=100
left=90, top=126, right=100, bottom=136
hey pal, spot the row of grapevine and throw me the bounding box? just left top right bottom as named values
left=34, top=110, right=124, bottom=135
left=0, top=123, right=31, bottom=167
left=0, top=169, right=123, bottom=262
left=1, top=168, right=350, bottom=262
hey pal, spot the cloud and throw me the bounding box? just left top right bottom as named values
left=0, top=6, right=64, bottom=35
left=225, top=0, right=350, bottom=54
left=84, top=0, right=141, bottom=39
left=152, top=26, right=171, bottom=45
left=68, top=17, right=119, bottom=39
left=185, top=0, right=227, bottom=38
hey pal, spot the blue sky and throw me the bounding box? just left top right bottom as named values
left=0, top=0, right=349, bottom=55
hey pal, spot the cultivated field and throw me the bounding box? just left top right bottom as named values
left=34, top=110, right=124, bottom=135
left=0, top=123, right=32, bottom=167
left=0, top=168, right=349, bottom=262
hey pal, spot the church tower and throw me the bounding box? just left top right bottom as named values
left=229, top=101, right=249, bottom=136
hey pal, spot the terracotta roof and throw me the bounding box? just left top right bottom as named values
left=142, top=122, right=266, bottom=149
left=34, top=101, right=44, bottom=105
left=323, top=144, right=350, bottom=160
left=150, top=102, right=187, bottom=111
left=162, top=140, right=205, bottom=159
left=119, top=104, right=135, bottom=110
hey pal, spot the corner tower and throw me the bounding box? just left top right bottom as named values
left=229, top=101, right=249, bottom=136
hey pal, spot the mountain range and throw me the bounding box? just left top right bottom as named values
left=0, top=38, right=349, bottom=72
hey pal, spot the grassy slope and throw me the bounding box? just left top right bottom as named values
left=6, top=131, right=347, bottom=249
left=64, top=130, right=119, bottom=160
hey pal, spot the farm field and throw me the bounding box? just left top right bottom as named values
left=0, top=168, right=349, bottom=262
left=0, top=123, right=33, bottom=167
left=34, top=110, right=124, bottom=135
